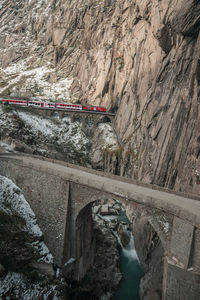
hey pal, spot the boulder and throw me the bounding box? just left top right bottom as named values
left=100, top=204, right=109, bottom=215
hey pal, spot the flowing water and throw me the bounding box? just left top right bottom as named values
left=114, top=214, right=143, bottom=300
left=99, top=211, right=143, bottom=299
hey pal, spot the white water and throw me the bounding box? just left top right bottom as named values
left=113, top=225, right=139, bottom=262
left=100, top=212, right=140, bottom=263
left=114, top=224, right=143, bottom=300
left=122, top=233, right=139, bottom=262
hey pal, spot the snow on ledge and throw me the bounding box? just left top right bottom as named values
left=0, top=272, right=59, bottom=300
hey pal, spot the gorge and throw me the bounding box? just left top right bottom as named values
left=0, top=0, right=200, bottom=299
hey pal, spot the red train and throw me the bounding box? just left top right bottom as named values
left=0, top=98, right=106, bottom=112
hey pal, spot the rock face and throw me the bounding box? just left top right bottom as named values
left=133, top=215, right=164, bottom=300
left=117, top=223, right=130, bottom=248
left=77, top=224, right=121, bottom=299
left=0, top=175, right=69, bottom=299
left=0, top=175, right=53, bottom=269
left=0, top=104, right=118, bottom=168
left=0, top=105, right=92, bottom=166
left=0, top=0, right=199, bottom=194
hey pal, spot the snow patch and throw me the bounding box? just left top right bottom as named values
left=16, top=111, right=89, bottom=154
left=0, top=105, right=91, bottom=164
left=17, top=111, right=54, bottom=136
left=63, top=257, right=76, bottom=267
left=98, top=123, right=118, bottom=150
left=0, top=272, right=59, bottom=300
left=31, top=241, right=53, bottom=264
left=0, top=141, right=13, bottom=152
left=1, top=62, right=73, bottom=100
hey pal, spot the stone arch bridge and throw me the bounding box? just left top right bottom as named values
left=41, top=108, right=115, bottom=133
left=3, top=104, right=115, bottom=134
left=0, top=153, right=200, bottom=299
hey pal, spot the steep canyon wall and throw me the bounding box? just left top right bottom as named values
left=0, top=0, right=199, bottom=193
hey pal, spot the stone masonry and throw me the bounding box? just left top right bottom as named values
left=0, top=153, right=200, bottom=299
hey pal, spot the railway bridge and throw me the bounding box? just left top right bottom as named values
left=0, top=153, right=200, bottom=299
left=1, top=101, right=115, bottom=133
left=41, top=107, right=115, bottom=132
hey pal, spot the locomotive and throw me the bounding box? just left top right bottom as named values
left=0, top=97, right=107, bottom=112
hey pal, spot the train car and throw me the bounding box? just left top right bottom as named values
left=41, top=102, right=56, bottom=109
left=95, top=106, right=106, bottom=112
left=0, top=96, right=107, bottom=114
left=82, top=105, right=106, bottom=112
left=2, top=98, right=28, bottom=106
left=55, top=103, right=82, bottom=110
left=27, top=101, right=42, bottom=107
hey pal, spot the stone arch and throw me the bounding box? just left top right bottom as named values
left=71, top=195, right=128, bottom=280
left=101, top=115, right=112, bottom=123
left=71, top=197, right=127, bottom=298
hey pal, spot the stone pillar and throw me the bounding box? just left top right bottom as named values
left=81, top=114, right=86, bottom=130
left=162, top=257, right=200, bottom=300
left=110, top=115, right=115, bottom=126
left=93, top=115, right=98, bottom=128
left=162, top=217, right=200, bottom=300
left=58, top=111, right=63, bottom=119
left=170, top=217, right=194, bottom=269
left=74, top=203, right=94, bottom=280
left=62, top=182, right=76, bottom=265
left=191, top=228, right=200, bottom=272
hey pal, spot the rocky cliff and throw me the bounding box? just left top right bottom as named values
left=0, top=3, right=200, bottom=298
left=133, top=213, right=164, bottom=300
left=0, top=0, right=199, bottom=194
left=0, top=175, right=68, bottom=299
